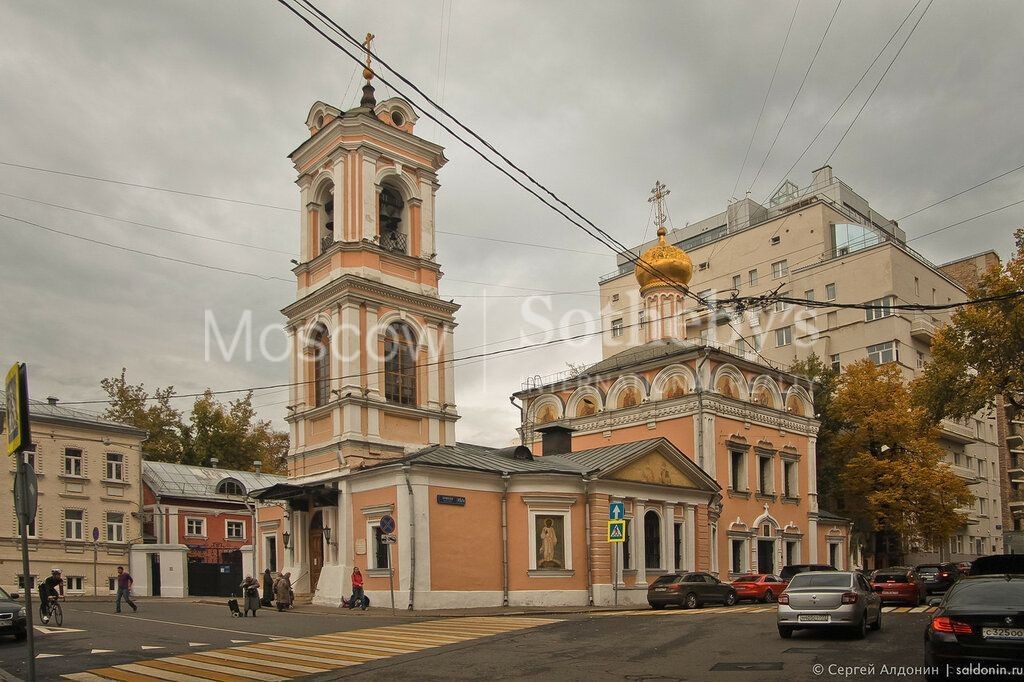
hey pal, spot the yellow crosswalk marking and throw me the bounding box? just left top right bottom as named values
left=64, top=616, right=559, bottom=681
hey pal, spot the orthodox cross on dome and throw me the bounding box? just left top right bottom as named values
left=359, top=32, right=377, bottom=108
left=362, top=33, right=375, bottom=80
left=648, top=180, right=671, bottom=235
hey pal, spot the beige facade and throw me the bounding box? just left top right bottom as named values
left=1, top=397, right=147, bottom=595
left=598, top=167, right=1003, bottom=565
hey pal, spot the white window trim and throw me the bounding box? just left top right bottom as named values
left=729, top=536, right=750, bottom=575
left=63, top=448, right=85, bottom=478
left=783, top=459, right=799, bottom=498
left=775, top=326, right=792, bottom=347
left=366, top=519, right=392, bottom=571
left=225, top=519, right=246, bottom=541
left=828, top=540, right=845, bottom=569
left=758, top=455, right=774, bottom=495
left=64, top=509, right=84, bottom=541
left=103, top=453, right=125, bottom=482
left=66, top=576, right=85, bottom=593
left=527, top=507, right=574, bottom=572
left=784, top=539, right=802, bottom=565
left=106, top=512, right=125, bottom=543
left=185, top=516, right=207, bottom=538
left=729, top=450, right=748, bottom=492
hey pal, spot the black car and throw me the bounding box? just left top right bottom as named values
left=0, top=586, right=27, bottom=640
left=924, top=575, right=1024, bottom=680
left=648, top=572, right=738, bottom=610
left=916, top=563, right=961, bottom=594
left=780, top=564, right=836, bottom=582
left=969, top=554, right=1024, bottom=576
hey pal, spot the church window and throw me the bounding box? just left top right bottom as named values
left=379, top=186, right=406, bottom=254
left=644, top=510, right=661, bottom=570
left=312, top=327, right=330, bottom=407
left=622, top=519, right=633, bottom=570
left=384, top=322, right=417, bottom=405
left=730, top=450, right=747, bottom=492
left=316, top=182, right=335, bottom=257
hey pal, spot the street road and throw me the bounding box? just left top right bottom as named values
left=0, top=600, right=936, bottom=681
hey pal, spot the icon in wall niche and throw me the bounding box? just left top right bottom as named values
left=536, top=516, right=564, bottom=569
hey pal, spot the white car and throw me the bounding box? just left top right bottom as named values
left=777, top=571, right=882, bottom=639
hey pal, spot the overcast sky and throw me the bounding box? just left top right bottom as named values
left=2, top=0, right=1022, bottom=448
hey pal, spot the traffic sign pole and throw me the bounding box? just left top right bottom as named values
left=607, top=505, right=625, bottom=608
left=379, top=515, right=396, bottom=615
left=9, top=363, right=37, bottom=681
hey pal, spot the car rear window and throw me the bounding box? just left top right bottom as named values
left=651, top=575, right=679, bottom=585
left=917, top=566, right=940, bottom=574
left=734, top=576, right=759, bottom=583
left=789, top=574, right=853, bottom=589
left=873, top=574, right=909, bottom=583
left=946, top=580, right=1024, bottom=607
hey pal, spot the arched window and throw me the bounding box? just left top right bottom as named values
left=217, top=479, right=245, bottom=496
left=384, top=322, right=417, bottom=405
left=316, top=182, right=335, bottom=257
left=717, top=375, right=737, bottom=398
left=312, top=326, right=330, bottom=407
left=378, top=186, right=406, bottom=254
left=644, top=510, right=662, bottom=570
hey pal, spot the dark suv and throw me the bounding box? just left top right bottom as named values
left=0, top=586, right=27, bottom=640
left=780, top=564, right=836, bottom=582
left=969, top=554, right=1024, bottom=576
left=915, top=563, right=960, bottom=594
left=648, top=572, right=739, bottom=610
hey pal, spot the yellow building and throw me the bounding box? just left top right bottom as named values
left=2, top=396, right=147, bottom=595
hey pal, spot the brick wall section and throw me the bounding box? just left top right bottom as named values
left=589, top=492, right=611, bottom=584
left=939, top=251, right=1001, bottom=291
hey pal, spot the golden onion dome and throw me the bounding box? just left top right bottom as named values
left=635, top=226, right=693, bottom=293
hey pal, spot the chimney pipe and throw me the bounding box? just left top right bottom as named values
left=210, top=458, right=219, bottom=469
left=253, top=460, right=262, bottom=473
left=47, top=396, right=59, bottom=406
left=536, top=425, right=575, bottom=456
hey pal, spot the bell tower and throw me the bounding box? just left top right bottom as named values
left=635, top=181, right=692, bottom=342
left=283, top=45, right=459, bottom=479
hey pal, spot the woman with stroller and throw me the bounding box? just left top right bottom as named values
left=240, top=575, right=260, bottom=617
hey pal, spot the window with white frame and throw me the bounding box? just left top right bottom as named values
left=730, top=537, right=748, bottom=574
left=732, top=274, right=742, bottom=290
left=825, top=283, right=837, bottom=301
left=106, top=512, right=124, bottom=542
left=748, top=269, right=759, bottom=286
left=785, top=539, right=800, bottom=566
left=828, top=541, right=843, bottom=568
left=185, top=517, right=206, bottom=537
left=757, top=455, right=773, bottom=495
left=104, top=453, right=124, bottom=481
left=775, top=326, right=792, bottom=347
left=774, top=294, right=788, bottom=313
left=804, top=289, right=815, bottom=301
left=622, top=518, right=633, bottom=570
left=771, top=260, right=788, bottom=279
left=830, top=354, right=841, bottom=373
left=867, top=341, right=896, bottom=365
left=783, top=460, right=798, bottom=498
left=865, top=296, right=895, bottom=321
left=226, top=520, right=245, bottom=540
left=64, top=509, right=84, bottom=540
left=369, top=523, right=390, bottom=569
left=730, top=450, right=747, bottom=492
left=611, top=318, right=624, bottom=338
left=638, top=310, right=646, bottom=329
left=64, top=448, right=83, bottom=476
left=66, top=576, right=84, bottom=592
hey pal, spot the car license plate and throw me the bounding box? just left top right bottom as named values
left=883, top=591, right=899, bottom=596
left=798, top=614, right=829, bottom=622
left=0, top=621, right=9, bottom=628
left=982, top=627, right=1024, bottom=640
left=654, top=587, right=667, bottom=592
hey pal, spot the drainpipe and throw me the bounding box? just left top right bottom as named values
left=509, top=396, right=526, bottom=445
left=695, top=348, right=712, bottom=469
left=501, top=473, right=511, bottom=607
left=583, top=476, right=594, bottom=606
left=402, top=465, right=416, bottom=611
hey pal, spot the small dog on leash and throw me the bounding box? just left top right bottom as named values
left=227, top=599, right=241, bottom=617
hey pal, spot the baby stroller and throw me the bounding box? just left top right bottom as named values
left=342, top=593, right=370, bottom=610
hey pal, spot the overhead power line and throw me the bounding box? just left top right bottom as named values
left=896, top=162, right=1024, bottom=222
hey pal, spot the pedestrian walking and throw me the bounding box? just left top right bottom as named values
left=274, top=572, right=293, bottom=612
left=115, top=566, right=137, bottom=614
left=240, top=575, right=260, bottom=617
left=261, top=568, right=273, bottom=607
left=351, top=567, right=365, bottom=610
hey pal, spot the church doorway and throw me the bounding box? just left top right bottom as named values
left=644, top=511, right=661, bottom=570
left=309, top=511, right=324, bottom=594
left=757, top=523, right=776, bottom=575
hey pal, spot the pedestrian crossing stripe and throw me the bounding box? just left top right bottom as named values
left=62, top=616, right=561, bottom=681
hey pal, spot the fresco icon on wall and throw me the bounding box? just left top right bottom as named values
left=536, top=516, right=564, bottom=568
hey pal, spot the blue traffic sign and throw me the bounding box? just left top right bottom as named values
left=379, top=514, right=396, bottom=534
left=609, top=502, right=624, bottom=520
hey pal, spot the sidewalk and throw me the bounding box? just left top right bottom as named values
left=190, top=597, right=646, bottom=618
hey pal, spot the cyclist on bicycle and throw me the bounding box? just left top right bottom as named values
left=39, top=567, right=64, bottom=624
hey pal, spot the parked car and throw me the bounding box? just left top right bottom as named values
left=777, top=571, right=882, bottom=639
left=916, top=563, right=961, bottom=594
left=780, top=564, right=837, bottom=582
left=648, top=572, right=739, bottom=610
left=923, top=575, right=1024, bottom=681
left=730, top=574, right=788, bottom=603
left=956, top=561, right=972, bottom=576
left=968, top=554, right=1024, bottom=576
left=0, top=586, right=27, bottom=641
left=870, top=567, right=928, bottom=606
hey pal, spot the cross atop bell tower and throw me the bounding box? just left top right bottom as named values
left=360, top=32, right=376, bottom=109
left=648, top=180, right=670, bottom=232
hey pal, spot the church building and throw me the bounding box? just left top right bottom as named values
left=254, top=50, right=851, bottom=609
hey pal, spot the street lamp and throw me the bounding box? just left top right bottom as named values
left=323, top=527, right=332, bottom=545
left=282, top=530, right=291, bottom=549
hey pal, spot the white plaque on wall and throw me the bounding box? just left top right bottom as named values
left=355, top=539, right=366, bottom=555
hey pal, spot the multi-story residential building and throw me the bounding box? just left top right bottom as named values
left=597, top=167, right=1003, bottom=567
left=1, top=395, right=147, bottom=596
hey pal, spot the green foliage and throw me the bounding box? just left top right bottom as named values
left=101, top=369, right=288, bottom=474
left=914, top=229, right=1024, bottom=420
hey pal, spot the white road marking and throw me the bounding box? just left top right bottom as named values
left=77, top=609, right=275, bottom=638
left=229, top=639, right=250, bottom=643
left=35, top=625, right=85, bottom=634
left=157, top=655, right=287, bottom=681
left=188, top=642, right=210, bottom=647
left=36, top=653, right=63, bottom=658
left=911, top=606, right=930, bottom=613
left=141, top=645, right=165, bottom=650
left=190, top=648, right=327, bottom=674
left=89, top=649, right=113, bottom=654
left=115, top=663, right=195, bottom=682
left=61, top=673, right=109, bottom=681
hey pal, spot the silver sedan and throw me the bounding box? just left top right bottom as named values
left=777, top=571, right=882, bottom=639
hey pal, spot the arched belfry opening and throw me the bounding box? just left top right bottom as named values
left=384, top=321, right=417, bottom=405
left=378, top=185, right=406, bottom=254
left=316, top=181, right=335, bottom=256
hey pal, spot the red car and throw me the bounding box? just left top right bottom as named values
left=730, top=574, right=788, bottom=603
left=869, top=567, right=927, bottom=606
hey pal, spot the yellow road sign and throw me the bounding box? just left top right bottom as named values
left=5, top=363, right=27, bottom=455
left=607, top=520, right=625, bottom=543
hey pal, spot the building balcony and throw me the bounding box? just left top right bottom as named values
left=380, top=231, right=408, bottom=255
left=910, top=317, right=936, bottom=345
left=941, top=418, right=975, bottom=444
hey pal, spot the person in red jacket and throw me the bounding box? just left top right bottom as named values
left=351, top=567, right=365, bottom=610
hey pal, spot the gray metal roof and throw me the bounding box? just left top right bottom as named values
left=817, top=509, right=851, bottom=523
left=143, top=461, right=287, bottom=500
left=583, top=339, right=698, bottom=376
left=560, top=440, right=669, bottom=470
left=1, top=391, right=147, bottom=436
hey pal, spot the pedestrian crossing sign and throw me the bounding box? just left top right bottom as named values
left=607, top=520, right=625, bottom=543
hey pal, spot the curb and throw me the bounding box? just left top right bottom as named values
left=0, top=668, right=22, bottom=682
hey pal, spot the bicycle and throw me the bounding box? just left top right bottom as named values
left=40, top=594, right=63, bottom=626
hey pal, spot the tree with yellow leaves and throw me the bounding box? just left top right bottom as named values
left=833, top=360, right=973, bottom=567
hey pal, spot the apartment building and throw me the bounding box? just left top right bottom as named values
left=1, top=395, right=147, bottom=595
left=597, top=166, right=1003, bottom=566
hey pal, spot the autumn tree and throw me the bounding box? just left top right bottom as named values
left=914, top=228, right=1024, bottom=421
left=833, top=360, right=973, bottom=567
left=101, top=369, right=185, bottom=462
